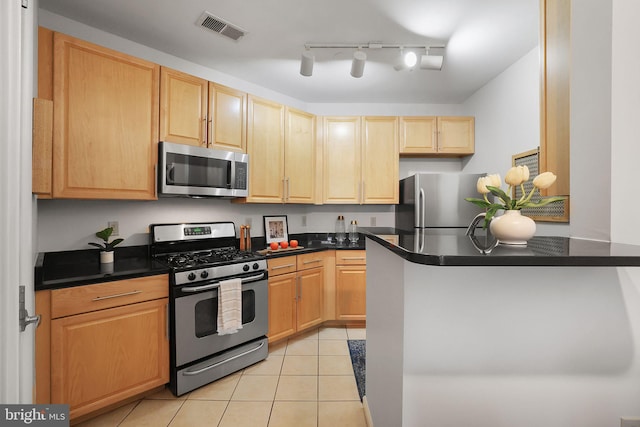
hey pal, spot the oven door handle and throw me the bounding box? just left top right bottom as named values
left=180, top=272, right=266, bottom=293
left=182, top=341, right=266, bottom=376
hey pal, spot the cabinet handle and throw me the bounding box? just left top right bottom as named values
left=303, top=259, right=322, bottom=265
left=272, top=264, right=295, bottom=270
left=297, top=276, right=301, bottom=301
left=362, top=181, right=365, bottom=203
left=208, top=116, right=213, bottom=147
left=202, top=115, right=208, bottom=146
left=341, top=257, right=366, bottom=261
left=92, top=290, right=142, bottom=301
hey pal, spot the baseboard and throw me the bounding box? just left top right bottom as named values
left=363, top=395, right=373, bottom=427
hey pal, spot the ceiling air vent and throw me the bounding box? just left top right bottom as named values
left=196, top=12, right=247, bottom=41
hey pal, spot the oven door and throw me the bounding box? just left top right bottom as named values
left=172, top=271, right=268, bottom=367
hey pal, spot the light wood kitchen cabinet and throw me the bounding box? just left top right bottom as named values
left=540, top=0, right=570, bottom=199
left=52, top=32, right=159, bottom=200
left=399, top=116, right=475, bottom=156
left=335, top=250, right=367, bottom=321
left=159, top=68, right=247, bottom=152
left=322, top=116, right=361, bottom=204
left=33, top=27, right=54, bottom=197
left=159, top=67, right=208, bottom=147
left=209, top=83, right=247, bottom=152
left=284, top=107, right=316, bottom=203
left=267, top=253, right=324, bottom=342
left=322, top=116, right=398, bottom=204
left=44, top=275, right=169, bottom=421
left=246, top=95, right=286, bottom=203
left=362, top=116, right=399, bottom=203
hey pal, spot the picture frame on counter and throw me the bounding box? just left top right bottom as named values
left=263, top=215, right=289, bottom=244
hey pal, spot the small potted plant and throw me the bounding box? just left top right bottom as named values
left=89, top=227, right=124, bottom=263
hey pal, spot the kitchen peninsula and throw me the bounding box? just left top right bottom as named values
left=363, top=229, right=640, bottom=427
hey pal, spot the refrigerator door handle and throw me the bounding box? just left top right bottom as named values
left=419, top=188, right=426, bottom=228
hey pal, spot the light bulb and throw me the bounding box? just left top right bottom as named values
left=404, top=51, right=417, bottom=68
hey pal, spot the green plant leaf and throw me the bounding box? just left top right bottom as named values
left=88, top=242, right=107, bottom=249
left=522, top=196, right=565, bottom=208
left=464, top=198, right=492, bottom=208
left=95, top=227, right=114, bottom=242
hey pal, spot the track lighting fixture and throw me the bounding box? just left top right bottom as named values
left=420, top=47, right=445, bottom=70
left=300, top=50, right=314, bottom=76
left=350, top=50, right=366, bottom=78
left=299, top=42, right=445, bottom=77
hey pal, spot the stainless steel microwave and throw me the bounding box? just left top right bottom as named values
left=158, top=141, right=248, bottom=198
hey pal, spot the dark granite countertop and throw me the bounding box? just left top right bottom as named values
left=35, top=233, right=366, bottom=291
left=361, top=227, right=640, bottom=267
left=35, top=245, right=170, bottom=291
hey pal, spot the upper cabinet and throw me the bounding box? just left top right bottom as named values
left=159, top=67, right=208, bottom=147
left=159, top=68, right=246, bottom=152
left=209, top=83, right=247, bottom=152
left=540, top=0, right=570, bottom=199
left=51, top=32, right=159, bottom=200
left=284, top=107, right=316, bottom=203
left=361, top=116, right=399, bottom=204
left=399, top=116, right=475, bottom=156
left=243, top=98, right=317, bottom=204
left=245, top=95, right=286, bottom=203
left=322, top=116, right=398, bottom=204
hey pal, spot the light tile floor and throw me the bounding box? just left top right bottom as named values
left=76, top=326, right=367, bottom=427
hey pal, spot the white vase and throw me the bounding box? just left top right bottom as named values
left=100, top=250, right=114, bottom=264
left=489, top=210, right=536, bottom=245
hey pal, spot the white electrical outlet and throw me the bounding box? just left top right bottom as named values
left=621, top=418, right=640, bottom=427
left=108, top=221, right=119, bottom=236
left=302, top=215, right=307, bottom=227
left=245, top=218, right=252, bottom=227
left=370, top=216, right=377, bottom=226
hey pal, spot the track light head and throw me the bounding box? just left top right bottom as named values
left=300, top=50, right=314, bottom=76
left=351, top=50, right=366, bottom=78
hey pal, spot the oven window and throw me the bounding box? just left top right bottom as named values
left=166, top=152, right=231, bottom=188
left=194, top=289, right=256, bottom=338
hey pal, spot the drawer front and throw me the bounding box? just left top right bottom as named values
left=296, top=252, right=324, bottom=271
left=267, top=256, right=297, bottom=276
left=336, top=250, right=367, bottom=265
left=51, top=274, right=169, bottom=319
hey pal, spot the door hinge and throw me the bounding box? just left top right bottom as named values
left=19, top=285, right=40, bottom=332
left=21, top=0, right=28, bottom=9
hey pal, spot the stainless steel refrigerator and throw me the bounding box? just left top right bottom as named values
left=395, top=172, right=485, bottom=231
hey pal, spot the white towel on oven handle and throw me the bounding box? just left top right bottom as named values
left=217, top=278, right=243, bottom=335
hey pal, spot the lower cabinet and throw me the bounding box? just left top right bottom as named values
left=267, top=253, right=324, bottom=342
left=40, top=275, right=169, bottom=421
left=335, top=250, right=367, bottom=321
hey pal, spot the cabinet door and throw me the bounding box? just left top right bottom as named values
left=284, top=107, right=316, bottom=203
left=268, top=272, right=297, bottom=342
left=51, top=298, right=169, bottom=420
left=160, top=67, right=208, bottom=147
left=297, top=267, right=324, bottom=330
left=52, top=33, right=159, bottom=199
left=209, top=83, right=246, bottom=152
left=246, top=96, right=285, bottom=202
left=322, top=117, right=361, bottom=204
left=362, top=116, right=399, bottom=204
left=437, top=117, right=475, bottom=155
left=399, top=116, right=437, bottom=154
left=540, top=0, right=570, bottom=197
left=335, top=266, right=366, bottom=320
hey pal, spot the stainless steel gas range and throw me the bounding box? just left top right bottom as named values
left=150, top=222, right=268, bottom=396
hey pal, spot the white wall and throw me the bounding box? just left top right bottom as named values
left=611, top=0, right=640, bottom=244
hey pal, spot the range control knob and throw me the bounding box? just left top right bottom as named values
left=200, top=270, right=209, bottom=279
left=187, top=272, right=197, bottom=281
left=243, top=264, right=250, bottom=272
left=253, top=263, right=260, bottom=270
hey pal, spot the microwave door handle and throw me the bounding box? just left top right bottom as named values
left=166, top=163, right=175, bottom=185
left=228, top=159, right=235, bottom=189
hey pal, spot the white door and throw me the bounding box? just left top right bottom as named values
left=0, top=0, right=36, bottom=403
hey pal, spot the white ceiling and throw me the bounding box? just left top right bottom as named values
left=39, top=0, right=539, bottom=104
